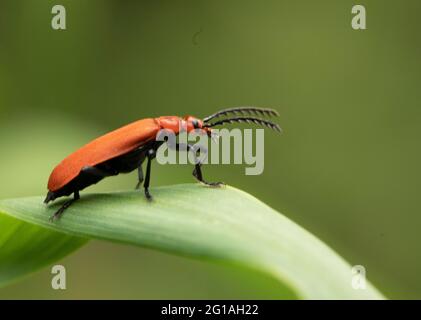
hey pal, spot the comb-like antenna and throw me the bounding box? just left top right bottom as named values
left=204, top=116, right=282, bottom=133
left=203, top=107, right=279, bottom=123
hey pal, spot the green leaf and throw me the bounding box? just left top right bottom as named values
left=0, top=213, right=87, bottom=287
left=0, top=184, right=384, bottom=299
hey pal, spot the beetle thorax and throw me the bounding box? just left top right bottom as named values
left=156, top=116, right=183, bottom=134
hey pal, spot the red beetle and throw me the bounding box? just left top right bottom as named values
left=45, top=107, right=280, bottom=220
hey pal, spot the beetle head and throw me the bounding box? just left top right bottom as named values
left=183, top=115, right=213, bottom=137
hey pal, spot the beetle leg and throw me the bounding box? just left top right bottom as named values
left=135, top=165, right=144, bottom=190
left=192, top=162, right=224, bottom=187
left=49, top=191, right=80, bottom=222
left=166, top=141, right=224, bottom=187
left=188, top=145, right=224, bottom=187
left=143, top=149, right=155, bottom=201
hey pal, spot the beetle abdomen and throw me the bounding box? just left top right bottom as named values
left=45, top=165, right=108, bottom=203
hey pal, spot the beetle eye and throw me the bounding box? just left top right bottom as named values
left=192, top=119, right=199, bottom=129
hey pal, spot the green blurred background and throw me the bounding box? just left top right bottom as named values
left=0, top=0, right=420, bottom=299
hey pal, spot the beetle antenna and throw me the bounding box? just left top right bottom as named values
left=203, top=107, right=279, bottom=123
left=204, top=116, right=282, bottom=133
